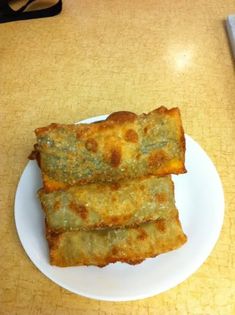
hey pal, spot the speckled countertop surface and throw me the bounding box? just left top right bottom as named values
left=1, top=1, right=235, bottom=314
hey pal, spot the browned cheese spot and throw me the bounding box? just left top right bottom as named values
left=43, top=174, right=68, bottom=193
left=76, top=126, right=89, bottom=140
left=69, top=202, right=88, bottom=220
left=156, top=192, right=167, bottom=203
left=54, top=200, right=61, bottom=212
left=108, top=215, right=121, bottom=225
left=108, top=214, right=131, bottom=225
left=85, top=138, right=98, bottom=153
left=110, top=182, right=121, bottom=191
left=144, top=126, right=148, bottom=134
left=155, top=219, right=166, bottom=232
left=148, top=150, right=168, bottom=167
left=111, top=247, right=118, bottom=255
left=107, top=111, right=137, bottom=123
left=124, top=129, right=139, bottom=143
left=110, top=148, right=122, bottom=167
left=137, top=228, right=148, bottom=240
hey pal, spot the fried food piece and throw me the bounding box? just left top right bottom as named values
left=46, top=211, right=187, bottom=267
left=39, top=176, right=176, bottom=231
left=32, top=107, right=186, bottom=192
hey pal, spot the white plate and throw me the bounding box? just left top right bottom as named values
left=14, top=115, right=224, bottom=301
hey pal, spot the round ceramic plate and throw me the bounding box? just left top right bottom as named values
left=14, top=115, right=224, bottom=301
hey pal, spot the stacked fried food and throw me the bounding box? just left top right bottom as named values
left=30, top=107, right=187, bottom=267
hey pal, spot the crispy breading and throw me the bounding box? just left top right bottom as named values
left=32, top=107, right=186, bottom=192
left=39, top=176, right=176, bottom=231
left=46, top=211, right=187, bottom=267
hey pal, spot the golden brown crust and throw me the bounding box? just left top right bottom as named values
left=42, top=174, right=68, bottom=192
left=46, top=214, right=187, bottom=267
left=85, top=138, right=98, bottom=153
left=69, top=202, right=88, bottom=220
left=39, top=176, right=177, bottom=232
left=154, top=219, right=166, bottom=232
left=106, top=111, right=137, bottom=123
left=155, top=192, right=167, bottom=203
left=34, top=107, right=187, bottom=268
left=31, top=107, right=186, bottom=191
left=109, top=147, right=122, bottom=167
left=35, top=123, right=59, bottom=136
left=148, top=150, right=168, bottom=167
left=124, top=129, right=139, bottom=143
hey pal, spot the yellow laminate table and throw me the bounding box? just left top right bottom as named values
left=0, top=1, right=235, bottom=314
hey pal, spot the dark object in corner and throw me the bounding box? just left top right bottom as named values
left=0, top=0, right=62, bottom=23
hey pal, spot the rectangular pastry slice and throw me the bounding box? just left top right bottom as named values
left=39, top=176, right=176, bottom=231
left=31, top=107, right=186, bottom=192
left=46, top=211, right=187, bottom=267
